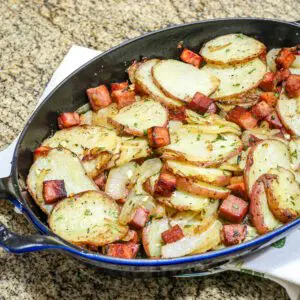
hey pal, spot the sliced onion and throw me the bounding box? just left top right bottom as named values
left=266, top=48, right=280, bottom=72
left=76, top=103, right=91, bottom=114
left=134, top=158, right=163, bottom=195
left=105, top=162, right=139, bottom=200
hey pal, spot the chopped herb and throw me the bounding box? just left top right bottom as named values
left=232, top=83, right=240, bottom=87
left=197, top=134, right=201, bottom=141
left=291, top=150, right=298, bottom=160
left=233, top=204, right=239, bottom=210
left=84, top=209, right=92, bottom=216
left=134, top=122, right=138, bottom=127
left=248, top=68, right=256, bottom=74
left=216, top=134, right=226, bottom=141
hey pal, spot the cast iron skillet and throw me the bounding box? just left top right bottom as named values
left=1, top=18, right=300, bottom=276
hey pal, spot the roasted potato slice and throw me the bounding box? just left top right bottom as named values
left=263, top=167, right=300, bottom=223
left=165, top=160, right=231, bottom=186
left=276, top=91, right=300, bottom=136
left=109, top=98, right=168, bottom=136
left=142, top=218, right=170, bottom=258
left=49, top=191, right=128, bottom=246
left=200, top=34, right=266, bottom=65
left=185, top=109, right=241, bottom=133
left=202, top=58, right=267, bottom=100
left=152, top=59, right=220, bottom=101
left=134, top=59, right=183, bottom=108
left=244, top=139, right=291, bottom=195
left=42, top=125, right=117, bottom=160
left=241, top=127, right=284, bottom=147
left=82, top=151, right=112, bottom=179
left=176, top=177, right=230, bottom=200
left=161, top=220, right=222, bottom=258
left=289, top=138, right=300, bottom=170
left=27, top=148, right=98, bottom=215
left=250, top=178, right=282, bottom=234
left=160, top=125, right=242, bottom=167
left=91, top=103, right=119, bottom=129
left=108, top=136, right=151, bottom=168
left=158, top=190, right=218, bottom=212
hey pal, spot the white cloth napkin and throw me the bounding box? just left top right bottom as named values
left=0, top=45, right=299, bottom=299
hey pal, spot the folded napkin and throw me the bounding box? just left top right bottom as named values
left=1, top=45, right=299, bottom=299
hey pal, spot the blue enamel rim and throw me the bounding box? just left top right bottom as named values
left=11, top=18, right=300, bottom=267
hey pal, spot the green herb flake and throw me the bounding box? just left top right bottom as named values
left=84, top=209, right=93, bottom=216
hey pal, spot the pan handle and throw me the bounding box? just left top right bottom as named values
left=0, top=175, right=66, bottom=253
left=0, top=221, right=66, bottom=254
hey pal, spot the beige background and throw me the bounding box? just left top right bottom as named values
left=1, top=0, right=299, bottom=299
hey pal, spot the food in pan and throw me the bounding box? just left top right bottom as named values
left=27, top=34, right=300, bottom=259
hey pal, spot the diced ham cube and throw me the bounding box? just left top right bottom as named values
left=206, top=102, right=218, bottom=114
left=43, top=180, right=67, bottom=204
left=265, top=111, right=283, bottom=129
left=168, top=107, right=186, bottom=122
left=259, top=72, right=276, bottom=92
left=251, top=101, right=273, bottom=120
left=122, top=230, right=139, bottom=244
left=226, top=106, right=258, bottom=130
left=93, top=173, right=107, bottom=191
left=285, top=74, right=300, bottom=98
left=219, top=195, right=248, bottom=223
left=222, top=224, right=247, bottom=246
left=34, top=146, right=52, bottom=160
left=275, top=68, right=291, bottom=83
left=129, top=207, right=149, bottom=229
left=186, top=92, right=214, bottom=114
left=275, top=48, right=296, bottom=69
left=259, top=92, right=278, bottom=107
left=106, top=242, right=140, bottom=259
left=180, top=49, right=203, bottom=68
left=154, top=172, right=176, bottom=197
left=110, top=81, right=129, bottom=91
left=86, top=85, right=112, bottom=111
left=112, top=89, right=136, bottom=108
left=161, top=225, right=184, bottom=244
left=147, top=126, right=170, bottom=148
left=57, top=112, right=80, bottom=129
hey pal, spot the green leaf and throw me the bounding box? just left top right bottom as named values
left=272, top=237, right=286, bottom=248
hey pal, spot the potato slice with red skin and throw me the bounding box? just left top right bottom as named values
left=109, top=98, right=168, bottom=136
left=49, top=191, right=128, bottom=247
left=158, top=190, right=218, bottom=212
left=176, top=177, right=230, bottom=200
left=134, top=59, right=183, bottom=108
left=142, top=218, right=170, bottom=258
left=164, top=160, right=231, bottom=186
left=159, top=125, right=242, bottom=167
left=152, top=59, right=220, bottom=101
left=250, top=178, right=282, bottom=234
left=244, top=139, right=291, bottom=196
left=262, top=167, right=300, bottom=223
left=276, top=91, right=300, bottom=136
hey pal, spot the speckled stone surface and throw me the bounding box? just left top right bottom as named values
left=0, top=0, right=299, bottom=299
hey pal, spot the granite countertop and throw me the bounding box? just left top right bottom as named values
left=1, top=0, right=299, bottom=299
